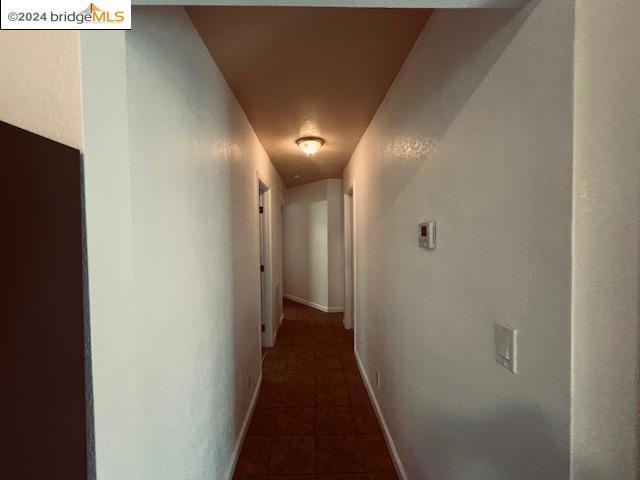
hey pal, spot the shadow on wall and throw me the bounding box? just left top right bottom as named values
left=349, top=4, right=530, bottom=359
left=420, top=404, right=576, bottom=480
left=361, top=5, right=528, bottom=220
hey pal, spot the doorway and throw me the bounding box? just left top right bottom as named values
left=344, top=187, right=356, bottom=332
left=258, top=178, right=274, bottom=348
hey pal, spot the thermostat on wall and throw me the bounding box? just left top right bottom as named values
left=495, top=323, right=518, bottom=374
left=419, top=221, right=436, bottom=250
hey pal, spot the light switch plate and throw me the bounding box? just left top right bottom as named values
left=495, top=323, right=518, bottom=374
left=419, top=221, right=436, bottom=250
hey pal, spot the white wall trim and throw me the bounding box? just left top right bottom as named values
left=283, top=293, right=344, bottom=313
left=354, top=349, right=408, bottom=480
left=272, top=313, right=285, bottom=344
left=225, top=373, right=262, bottom=480
left=343, top=185, right=356, bottom=331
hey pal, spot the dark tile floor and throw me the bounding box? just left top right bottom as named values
left=234, top=299, right=398, bottom=480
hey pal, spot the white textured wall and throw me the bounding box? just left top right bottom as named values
left=83, top=7, right=284, bottom=479
left=571, top=1, right=640, bottom=478
left=81, top=30, right=139, bottom=480
left=0, top=31, right=82, bottom=149
left=270, top=190, right=285, bottom=335
left=343, top=2, right=574, bottom=479
left=283, top=179, right=345, bottom=311
left=284, top=180, right=330, bottom=308
left=126, top=7, right=284, bottom=478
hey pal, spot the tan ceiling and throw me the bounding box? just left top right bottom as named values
left=188, top=6, right=432, bottom=186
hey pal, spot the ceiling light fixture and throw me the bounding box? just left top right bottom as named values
left=296, top=137, right=324, bottom=157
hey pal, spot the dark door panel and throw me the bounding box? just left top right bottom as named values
left=0, top=121, right=87, bottom=479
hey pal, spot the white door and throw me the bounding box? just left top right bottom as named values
left=259, top=187, right=267, bottom=346
left=344, top=189, right=355, bottom=331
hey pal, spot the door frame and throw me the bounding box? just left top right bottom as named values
left=344, top=185, right=356, bottom=333
left=257, top=172, right=275, bottom=348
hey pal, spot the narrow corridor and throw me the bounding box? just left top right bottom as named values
left=234, top=299, right=397, bottom=479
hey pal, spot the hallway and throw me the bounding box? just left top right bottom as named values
left=234, top=299, right=397, bottom=479
left=2, top=2, right=639, bottom=479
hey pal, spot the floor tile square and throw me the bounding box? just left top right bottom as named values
left=351, top=406, right=381, bottom=434
left=293, top=335, right=315, bottom=346
left=257, top=386, right=283, bottom=407
left=268, top=435, right=315, bottom=474
left=341, top=353, right=358, bottom=368
left=316, top=434, right=364, bottom=474
left=288, top=355, right=316, bottom=370
left=314, top=335, right=338, bottom=346
left=277, top=407, right=315, bottom=435
left=289, top=345, right=311, bottom=355
left=286, top=370, right=316, bottom=386
left=248, top=407, right=279, bottom=435
left=270, top=345, right=294, bottom=355
left=313, top=328, right=336, bottom=337
left=316, top=475, right=369, bottom=480
left=263, top=354, right=288, bottom=370
left=315, top=369, right=346, bottom=386
left=276, top=335, right=294, bottom=346
left=267, top=476, right=315, bottom=480
left=278, top=325, right=296, bottom=334
left=316, top=385, right=350, bottom=406
left=263, top=369, right=286, bottom=386
left=347, top=384, right=371, bottom=406
left=316, top=354, right=342, bottom=369
left=344, top=367, right=365, bottom=387
left=281, top=385, right=315, bottom=407
left=357, top=434, right=395, bottom=472
left=316, top=406, right=355, bottom=434
left=367, top=472, right=399, bottom=480
left=235, top=436, right=272, bottom=475
left=316, top=344, right=340, bottom=354
left=296, top=325, right=315, bottom=335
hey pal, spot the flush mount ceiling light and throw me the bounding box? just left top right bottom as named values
left=296, top=137, right=324, bottom=157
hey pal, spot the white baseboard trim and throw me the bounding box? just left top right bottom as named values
left=226, top=372, right=262, bottom=480
left=283, top=293, right=344, bottom=313
left=354, top=349, right=408, bottom=480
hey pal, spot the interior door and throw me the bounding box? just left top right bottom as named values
left=259, top=187, right=267, bottom=345
left=0, top=121, right=88, bottom=479
left=349, top=192, right=355, bottom=331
